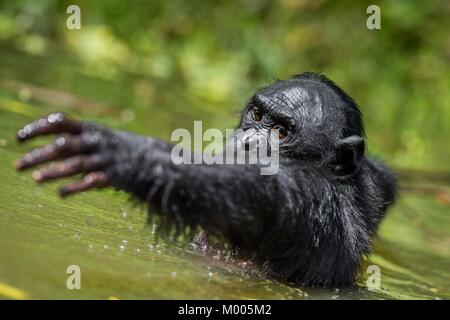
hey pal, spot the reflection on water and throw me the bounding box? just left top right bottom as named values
left=0, top=49, right=448, bottom=300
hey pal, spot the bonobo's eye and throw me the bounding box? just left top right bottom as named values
left=250, top=107, right=262, bottom=122
left=272, top=124, right=288, bottom=140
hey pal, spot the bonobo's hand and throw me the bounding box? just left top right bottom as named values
left=15, top=113, right=128, bottom=196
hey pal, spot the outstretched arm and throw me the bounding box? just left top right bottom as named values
left=15, top=114, right=282, bottom=247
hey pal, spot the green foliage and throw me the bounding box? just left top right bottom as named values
left=0, top=0, right=449, bottom=169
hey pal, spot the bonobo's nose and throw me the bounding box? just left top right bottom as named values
left=243, top=131, right=259, bottom=151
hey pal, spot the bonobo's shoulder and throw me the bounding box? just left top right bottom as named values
left=363, top=158, right=398, bottom=203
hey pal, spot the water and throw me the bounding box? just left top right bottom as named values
left=0, top=48, right=448, bottom=300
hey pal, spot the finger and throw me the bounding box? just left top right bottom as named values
left=59, top=172, right=110, bottom=197
left=15, top=134, right=91, bottom=170
left=32, top=154, right=106, bottom=183
left=17, top=113, right=82, bottom=142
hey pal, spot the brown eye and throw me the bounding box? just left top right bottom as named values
left=251, top=107, right=262, bottom=122
left=272, top=124, right=288, bottom=139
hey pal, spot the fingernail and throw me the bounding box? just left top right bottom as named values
left=32, top=171, right=42, bottom=182
left=17, top=129, right=26, bottom=142
left=14, top=160, right=23, bottom=170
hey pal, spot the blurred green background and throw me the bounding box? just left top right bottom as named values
left=0, top=0, right=449, bottom=169
left=0, top=0, right=449, bottom=299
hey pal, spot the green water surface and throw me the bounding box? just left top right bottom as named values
left=0, top=50, right=448, bottom=300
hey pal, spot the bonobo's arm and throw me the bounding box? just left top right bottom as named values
left=15, top=114, right=281, bottom=247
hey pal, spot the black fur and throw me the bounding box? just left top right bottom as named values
left=19, top=72, right=397, bottom=286
left=85, top=72, right=397, bottom=285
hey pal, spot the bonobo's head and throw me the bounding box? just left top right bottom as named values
left=239, top=72, right=365, bottom=177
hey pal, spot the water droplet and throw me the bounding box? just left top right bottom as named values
left=119, top=245, right=126, bottom=252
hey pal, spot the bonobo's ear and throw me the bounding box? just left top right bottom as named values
left=333, top=136, right=365, bottom=177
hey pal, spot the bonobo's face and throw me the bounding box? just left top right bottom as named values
left=239, top=74, right=365, bottom=176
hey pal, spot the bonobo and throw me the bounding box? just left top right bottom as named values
left=15, top=72, right=396, bottom=286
